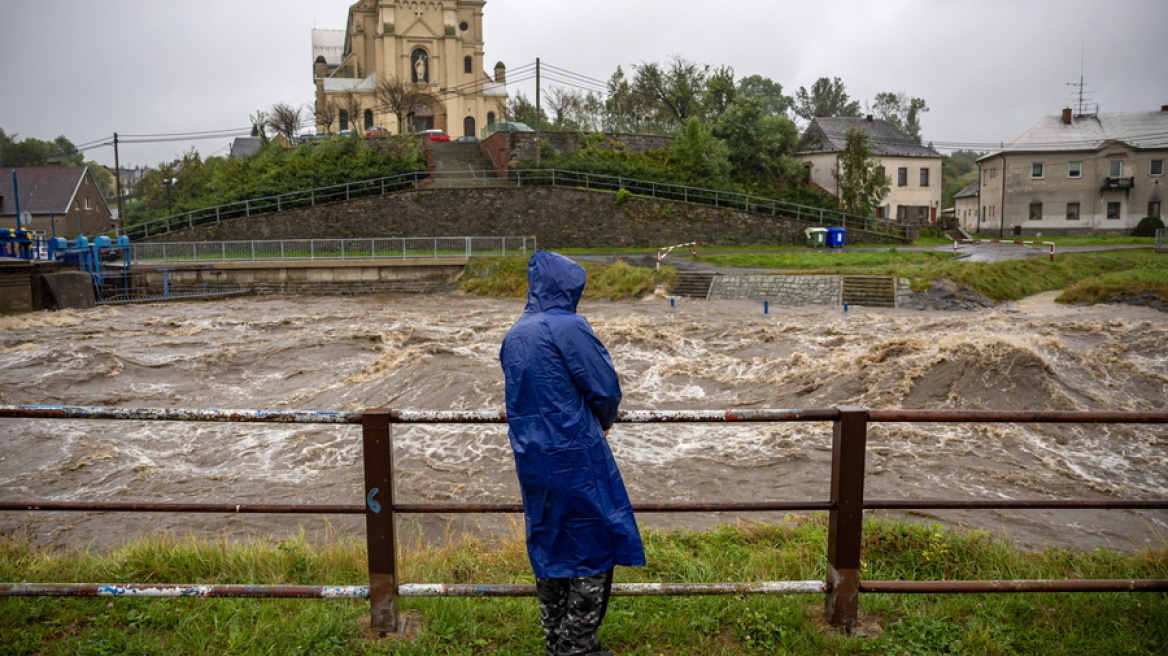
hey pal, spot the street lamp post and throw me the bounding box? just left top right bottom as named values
left=162, top=178, right=177, bottom=214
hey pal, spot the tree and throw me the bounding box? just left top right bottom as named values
left=704, top=66, right=737, bottom=117
left=632, top=55, right=710, bottom=129
left=545, top=86, right=584, bottom=130
left=336, top=92, right=363, bottom=132
left=265, top=103, right=304, bottom=141
left=0, top=132, right=84, bottom=167
left=871, top=92, right=929, bottom=143
left=736, top=75, right=791, bottom=117
left=671, top=117, right=731, bottom=181
left=833, top=127, right=890, bottom=216
left=314, top=100, right=338, bottom=135
left=712, top=95, right=801, bottom=191
left=793, top=77, right=861, bottom=120
left=375, top=75, right=437, bottom=133
left=249, top=110, right=268, bottom=139
left=506, top=92, right=547, bottom=127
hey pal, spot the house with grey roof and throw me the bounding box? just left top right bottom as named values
left=976, top=106, right=1168, bottom=236
left=0, top=167, right=112, bottom=238
left=953, top=180, right=980, bottom=233
left=795, top=116, right=943, bottom=224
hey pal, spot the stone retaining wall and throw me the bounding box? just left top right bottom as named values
left=710, top=274, right=914, bottom=307
left=144, top=187, right=897, bottom=249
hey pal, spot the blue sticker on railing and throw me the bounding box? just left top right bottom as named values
left=366, top=488, right=381, bottom=514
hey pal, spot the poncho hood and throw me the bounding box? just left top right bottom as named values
left=525, top=250, right=585, bottom=314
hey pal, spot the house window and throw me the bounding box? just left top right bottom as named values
left=364, top=109, right=373, bottom=130
left=1152, top=160, right=1165, bottom=176
left=897, top=167, right=907, bottom=187
left=1031, top=162, right=1045, bottom=179
left=1106, top=202, right=1121, bottom=219
left=876, top=166, right=885, bottom=181
left=1029, top=202, right=1042, bottom=220
left=339, top=111, right=349, bottom=131
left=84, top=196, right=92, bottom=210
left=1068, top=161, right=1081, bottom=178
left=1066, top=202, right=1080, bottom=220
left=1150, top=201, right=1162, bottom=218
left=1109, top=159, right=1123, bottom=177
left=464, top=56, right=472, bottom=74
left=919, top=168, right=930, bottom=187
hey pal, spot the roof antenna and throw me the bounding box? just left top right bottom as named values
left=1067, top=43, right=1097, bottom=117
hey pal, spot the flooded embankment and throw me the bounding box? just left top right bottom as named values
left=0, top=291, right=1165, bottom=553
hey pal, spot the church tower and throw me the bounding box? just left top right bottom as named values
left=312, top=1, right=507, bottom=138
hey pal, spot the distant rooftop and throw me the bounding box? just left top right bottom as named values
left=983, top=108, right=1168, bottom=159
left=795, top=116, right=941, bottom=159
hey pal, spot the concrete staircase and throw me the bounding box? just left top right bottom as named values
left=429, top=142, right=508, bottom=188
left=669, top=272, right=717, bottom=299
left=842, top=275, right=897, bottom=308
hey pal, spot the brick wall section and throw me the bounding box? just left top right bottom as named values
left=144, top=187, right=895, bottom=249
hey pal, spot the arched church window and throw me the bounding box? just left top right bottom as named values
left=487, top=112, right=496, bottom=126
left=364, top=109, right=374, bottom=130
left=339, top=111, right=349, bottom=131
left=464, top=56, right=472, bottom=74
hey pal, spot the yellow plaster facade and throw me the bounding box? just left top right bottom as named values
left=312, top=0, right=507, bottom=138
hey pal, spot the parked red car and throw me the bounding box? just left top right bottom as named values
left=423, top=129, right=450, bottom=142
left=364, top=127, right=388, bottom=137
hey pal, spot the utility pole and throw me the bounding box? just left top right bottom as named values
left=534, top=57, right=541, bottom=168
left=113, top=133, right=124, bottom=237
left=10, top=168, right=19, bottom=230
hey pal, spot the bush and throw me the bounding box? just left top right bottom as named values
left=1133, top=215, right=1164, bottom=237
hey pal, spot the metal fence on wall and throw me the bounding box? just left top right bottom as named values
left=131, top=236, right=537, bottom=264
left=1, top=404, right=1164, bottom=637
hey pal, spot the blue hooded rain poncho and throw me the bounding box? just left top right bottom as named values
left=500, top=250, right=646, bottom=579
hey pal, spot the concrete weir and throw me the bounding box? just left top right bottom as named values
left=131, top=258, right=469, bottom=297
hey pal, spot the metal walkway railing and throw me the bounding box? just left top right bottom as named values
left=130, top=236, right=538, bottom=264
left=0, top=405, right=1164, bottom=636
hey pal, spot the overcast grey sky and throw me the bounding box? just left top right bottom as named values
left=2, top=0, right=1166, bottom=168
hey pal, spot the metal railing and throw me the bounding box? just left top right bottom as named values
left=1, top=405, right=1164, bottom=636
left=512, top=169, right=907, bottom=238
left=125, top=169, right=909, bottom=242
left=125, top=172, right=429, bottom=240
left=130, top=236, right=537, bottom=264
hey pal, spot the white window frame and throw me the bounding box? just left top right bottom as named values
left=1109, top=159, right=1123, bottom=177
left=1151, top=159, right=1165, bottom=176
left=1031, top=162, right=1045, bottom=179
left=1068, top=161, right=1081, bottom=178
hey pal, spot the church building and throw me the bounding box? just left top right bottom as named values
left=312, top=0, right=508, bottom=138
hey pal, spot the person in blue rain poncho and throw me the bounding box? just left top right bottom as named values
left=500, top=250, right=646, bottom=656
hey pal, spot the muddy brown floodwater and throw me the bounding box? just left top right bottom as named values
left=0, top=291, right=1165, bottom=553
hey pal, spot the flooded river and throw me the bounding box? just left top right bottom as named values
left=0, top=291, right=1165, bottom=553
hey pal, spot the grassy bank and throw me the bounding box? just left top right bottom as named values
left=460, top=257, right=676, bottom=300
left=2, top=518, right=1164, bottom=655
left=462, top=249, right=1168, bottom=305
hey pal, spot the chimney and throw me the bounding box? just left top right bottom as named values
left=866, top=114, right=874, bottom=122
left=1061, top=108, right=1073, bottom=124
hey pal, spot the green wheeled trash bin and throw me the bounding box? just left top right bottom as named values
left=805, top=227, right=828, bottom=248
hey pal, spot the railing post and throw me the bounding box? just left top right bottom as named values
left=362, top=409, right=399, bottom=635
left=825, top=406, right=869, bottom=632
